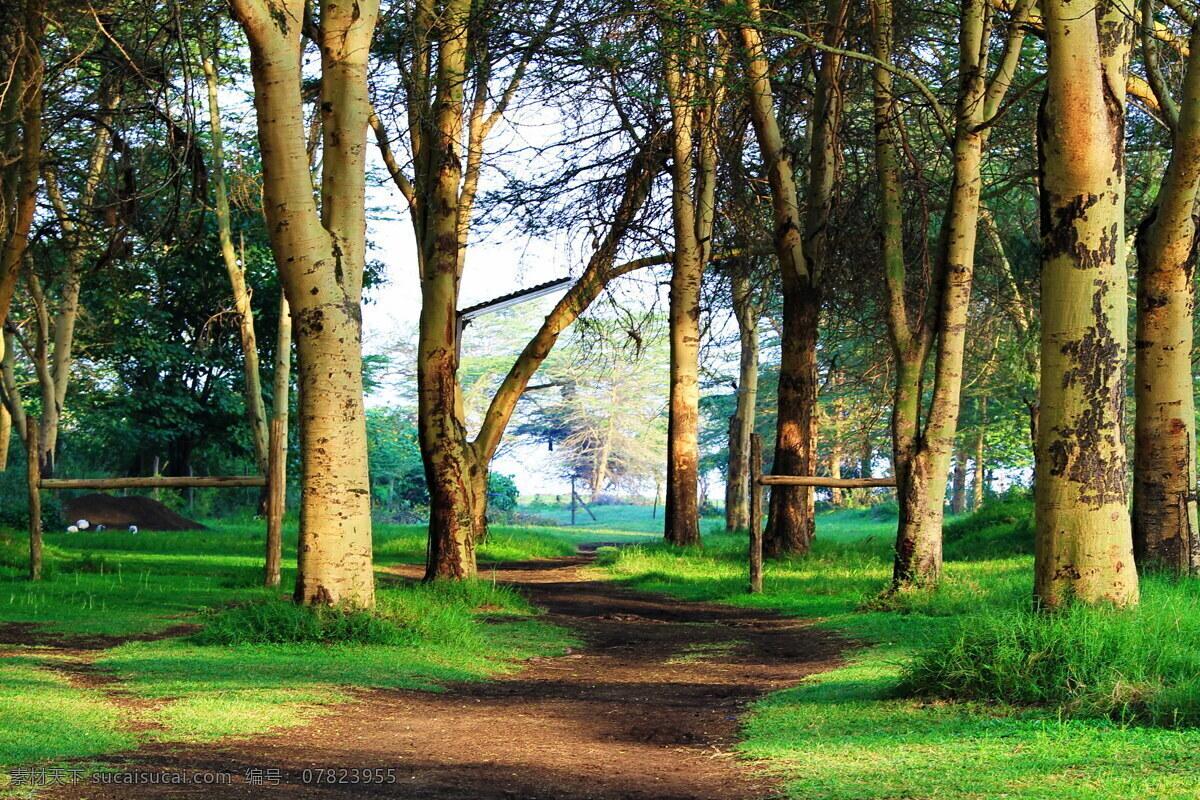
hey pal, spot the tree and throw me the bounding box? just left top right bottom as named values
left=0, top=0, right=43, bottom=374
left=1132, top=1, right=1200, bottom=575
left=871, top=0, right=1033, bottom=588
left=726, top=0, right=845, bottom=556
left=230, top=0, right=379, bottom=606
left=661, top=7, right=727, bottom=547
left=1034, top=0, right=1139, bottom=608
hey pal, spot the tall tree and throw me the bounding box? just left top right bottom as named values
left=1035, top=0, right=1139, bottom=608
left=728, top=0, right=846, bottom=556
left=872, top=0, right=1033, bottom=588
left=0, top=0, right=44, bottom=372
left=1132, top=1, right=1200, bottom=575
left=662, top=12, right=727, bottom=547
left=230, top=0, right=379, bottom=606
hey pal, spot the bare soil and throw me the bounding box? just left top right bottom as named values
left=38, top=551, right=847, bottom=800
left=62, top=494, right=207, bottom=532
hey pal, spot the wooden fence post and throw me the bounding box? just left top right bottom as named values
left=749, top=432, right=763, bottom=594
left=27, top=416, right=41, bottom=582
left=265, top=416, right=286, bottom=588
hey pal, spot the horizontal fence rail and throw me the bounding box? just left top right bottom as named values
left=757, top=476, right=897, bottom=488
left=40, top=476, right=267, bottom=490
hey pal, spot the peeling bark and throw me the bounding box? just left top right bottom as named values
left=1035, top=0, right=1139, bottom=608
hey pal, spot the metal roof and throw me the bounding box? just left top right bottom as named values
left=457, top=276, right=574, bottom=321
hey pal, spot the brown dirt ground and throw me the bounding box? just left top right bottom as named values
left=37, top=551, right=847, bottom=800
left=62, top=494, right=207, bottom=532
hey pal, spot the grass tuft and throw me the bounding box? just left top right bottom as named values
left=902, top=581, right=1200, bottom=726
left=193, top=601, right=415, bottom=646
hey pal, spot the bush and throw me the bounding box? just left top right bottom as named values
left=486, top=472, right=520, bottom=522
left=943, top=495, right=1033, bottom=560
left=194, top=601, right=416, bottom=646
left=902, top=582, right=1200, bottom=726
left=194, top=579, right=535, bottom=647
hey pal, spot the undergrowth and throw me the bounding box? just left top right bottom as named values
left=903, top=577, right=1200, bottom=726
left=194, top=579, right=535, bottom=647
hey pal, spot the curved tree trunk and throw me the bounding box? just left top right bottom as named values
left=1132, top=19, right=1200, bottom=576
left=201, top=44, right=269, bottom=477
left=876, top=0, right=1031, bottom=589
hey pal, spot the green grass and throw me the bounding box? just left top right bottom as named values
left=0, top=517, right=578, bottom=777
left=517, top=501, right=718, bottom=536
left=0, top=659, right=135, bottom=764
left=596, top=505, right=1200, bottom=800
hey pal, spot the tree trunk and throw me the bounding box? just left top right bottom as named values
left=726, top=415, right=743, bottom=531
left=0, top=0, right=42, bottom=370
left=0, top=403, right=9, bottom=471
left=201, top=44, right=269, bottom=477
left=726, top=274, right=759, bottom=532
left=1035, top=0, right=1138, bottom=608
left=1132, top=20, right=1200, bottom=575
left=664, top=240, right=704, bottom=547
left=952, top=444, right=968, bottom=515
left=662, top=19, right=723, bottom=548
left=973, top=401, right=986, bottom=510
left=734, top=0, right=844, bottom=557
left=876, top=0, right=1030, bottom=589
left=765, top=286, right=819, bottom=556
left=828, top=375, right=845, bottom=508
left=232, top=0, right=378, bottom=606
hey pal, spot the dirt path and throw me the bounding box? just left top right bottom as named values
left=40, top=552, right=846, bottom=800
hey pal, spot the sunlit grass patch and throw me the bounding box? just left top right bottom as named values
left=597, top=507, right=1200, bottom=799
left=0, top=657, right=134, bottom=768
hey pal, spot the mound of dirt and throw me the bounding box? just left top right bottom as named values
left=62, top=494, right=208, bottom=532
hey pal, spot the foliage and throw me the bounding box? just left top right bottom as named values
left=942, top=491, right=1034, bottom=559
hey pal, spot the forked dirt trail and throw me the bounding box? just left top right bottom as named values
left=44, top=550, right=846, bottom=800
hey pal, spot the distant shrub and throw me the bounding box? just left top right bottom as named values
left=486, top=473, right=520, bottom=523
left=512, top=512, right=560, bottom=527
left=869, top=501, right=899, bottom=521
left=903, top=584, right=1200, bottom=727
left=943, top=495, right=1033, bottom=560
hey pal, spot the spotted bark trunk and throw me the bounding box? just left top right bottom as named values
left=876, top=0, right=1031, bottom=588
left=1035, top=0, right=1138, bottom=608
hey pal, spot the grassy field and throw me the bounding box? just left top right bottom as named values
left=0, top=517, right=579, bottom=780
left=595, top=504, right=1200, bottom=800
left=5, top=501, right=1199, bottom=800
